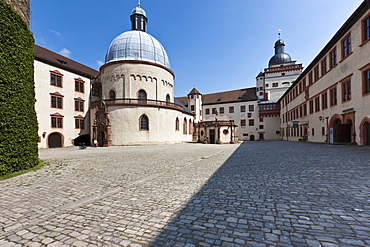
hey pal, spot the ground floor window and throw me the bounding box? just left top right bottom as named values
left=140, top=114, right=149, bottom=130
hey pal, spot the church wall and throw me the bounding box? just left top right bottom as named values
left=107, top=106, right=192, bottom=145
left=34, top=60, right=91, bottom=148
left=101, top=62, right=174, bottom=102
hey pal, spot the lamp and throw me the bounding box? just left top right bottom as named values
left=319, top=116, right=324, bottom=122
left=42, top=132, right=46, bottom=138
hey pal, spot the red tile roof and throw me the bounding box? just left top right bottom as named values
left=34, top=45, right=99, bottom=78
left=176, top=87, right=257, bottom=106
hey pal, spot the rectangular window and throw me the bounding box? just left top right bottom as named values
left=342, top=34, right=351, bottom=59
left=302, top=78, right=306, bottom=90
left=314, top=66, right=320, bottom=82
left=315, top=97, right=320, bottom=112
left=309, top=100, right=314, bottom=114
left=330, top=86, right=337, bottom=106
left=308, top=71, right=313, bottom=85
left=248, top=113, right=252, bottom=118
left=260, top=117, right=263, bottom=122
left=265, top=84, right=269, bottom=87
left=329, top=48, right=337, bottom=69
left=240, top=105, right=246, bottom=112
left=303, top=103, right=307, bottom=116
left=219, top=107, right=224, bottom=114
left=342, top=80, right=351, bottom=102
left=229, top=106, right=234, bottom=113
left=322, top=127, right=325, bottom=136
left=75, top=118, right=84, bottom=129
left=249, top=105, right=254, bottom=112
left=74, top=99, right=84, bottom=111
left=259, top=125, right=264, bottom=129
left=75, top=79, right=85, bottom=93
left=312, top=128, right=315, bottom=136
left=364, top=69, right=370, bottom=95
left=92, top=86, right=100, bottom=96
left=241, top=119, right=246, bottom=127
left=191, top=105, right=195, bottom=111
left=321, top=57, right=327, bottom=76
left=272, top=83, right=278, bottom=87
left=212, top=108, right=217, bottom=114
left=205, top=108, right=210, bottom=115
left=51, top=116, right=63, bottom=128
left=364, top=15, right=370, bottom=42
left=50, top=72, right=62, bottom=87
left=249, top=119, right=254, bottom=126
left=322, top=92, right=328, bottom=110
left=50, top=94, right=63, bottom=109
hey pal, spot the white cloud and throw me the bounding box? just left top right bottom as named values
left=51, top=30, right=61, bottom=36
left=59, top=48, right=71, bottom=58
left=96, top=60, right=104, bottom=67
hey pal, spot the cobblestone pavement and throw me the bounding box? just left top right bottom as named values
left=0, top=142, right=370, bottom=247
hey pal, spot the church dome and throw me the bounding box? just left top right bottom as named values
left=105, top=30, right=170, bottom=68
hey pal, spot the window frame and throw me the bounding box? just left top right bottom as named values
left=139, top=114, right=149, bottom=131
left=74, top=78, right=85, bottom=93
left=341, top=33, right=352, bottom=60
left=50, top=70, right=63, bottom=87
left=360, top=63, right=370, bottom=96
left=341, top=78, right=352, bottom=103
left=361, top=12, right=370, bottom=46
left=75, top=116, right=84, bottom=129
left=330, top=85, right=338, bottom=107
left=74, top=98, right=85, bottom=112
left=50, top=92, right=64, bottom=109
left=229, top=106, right=234, bottom=113
left=51, top=113, right=64, bottom=128
left=329, top=47, right=337, bottom=69
left=249, top=119, right=254, bottom=126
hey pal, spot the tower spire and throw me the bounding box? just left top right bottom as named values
left=138, top=0, right=141, bottom=6
left=278, top=29, right=282, bottom=40
left=131, top=1, right=147, bottom=32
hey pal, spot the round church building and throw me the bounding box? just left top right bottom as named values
left=90, top=4, right=194, bottom=146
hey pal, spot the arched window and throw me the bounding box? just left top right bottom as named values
left=189, top=119, right=193, bottom=134
left=183, top=118, right=187, bottom=134
left=175, top=117, right=179, bottom=131
left=109, top=90, right=116, bottom=99
left=166, top=94, right=170, bottom=102
left=139, top=114, right=149, bottom=130
left=138, top=90, right=147, bottom=104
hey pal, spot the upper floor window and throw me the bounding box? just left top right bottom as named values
left=315, top=97, right=320, bottom=112
left=329, top=48, right=337, bottom=69
left=205, top=108, right=210, bottom=115
left=140, top=114, right=149, bottom=130
left=272, top=83, right=278, bottom=87
left=75, top=116, right=84, bottom=129
left=249, top=119, right=254, bottom=126
left=309, top=100, right=314, bottom=114
left=322, top=92, right=328, bottom=110
left=229, top=106, right=234, bottom=113
left=50, top=70, right=63, bottom=87
left=75, top=78, right=84, bottom=93
left=342, top=79, right=351, bottom=102
left=190, top=105, right=195, bottom=111
left=363, top=14, right=370, bottom=42
left=314, top=66, right=320, bottom=82
left=212, top=108, right=217, bottom=114
left=330, top=86, right=337, bottom=106
left=74, top=98, right=84, bottom=112
left=166, top=94, right=170, bottom=102
left=109, top=90, right=116, bottom=100
left=240, top=119, right=246, bottom=127
left=50, top=92, right=63, bottom=109
left=240, top=105, right=246, bottom=112
left=363, top=68, right=370, bottom=95
left=51, top=113, right=63, bottom=128
left=183, top=118, right=187, bottom=134
left=342, top=34, right=351, bottom=59
left=249, top=105, right=254, bottom=112
left=321, top=57, right=327, bottom=76
left=308, top=71, right=313, bottom=85
left=92, top=86, right=100, bottom=97
left=219, top=107, right=224, bottom=114
left=138, top=89, right=147, bottom=103
left=248, top=113, right=252, bottom=118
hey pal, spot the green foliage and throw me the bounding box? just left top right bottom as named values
left=0, top=0, right=38, bottom=175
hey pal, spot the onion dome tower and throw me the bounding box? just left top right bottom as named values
left=268, top=39, right=292, bottom=67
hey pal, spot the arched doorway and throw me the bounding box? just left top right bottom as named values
left=333, top=118, right=351, bottom=143
left=48, top=133, right=63, bottom=148
left=259, top=133, right=264, bottom=140
left=361, top=120, right=370, bottom=145
left=98, top=131, right=105, bottom=147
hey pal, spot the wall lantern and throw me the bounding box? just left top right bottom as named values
left=42, top=132, right=47, bottom=138
left=319, top=116, right=324, bottom=122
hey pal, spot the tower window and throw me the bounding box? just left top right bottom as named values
left=139, top=115, right=149, bottom=130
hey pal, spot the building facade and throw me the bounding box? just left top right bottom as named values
left=34, top=45, right=99, bottom=148
left=279, top=1, right=370, bottom=145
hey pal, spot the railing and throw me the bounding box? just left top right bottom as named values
left=91, top=98, right=183, bottom=111
left=259, top=103, right=280, bottom=114
left=265, top=64, right=303, bottom=73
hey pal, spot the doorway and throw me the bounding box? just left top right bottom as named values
left=259, top=133, right=264, bottom=140
left=334, top=119, right=351, bottom=143
left=209, top=129, right=216, bottom=144
left=364, top=121, right=370, bottom=145
left=48, top=133, right=62, bottom=148
left=250, top=135, right=255, bottom=141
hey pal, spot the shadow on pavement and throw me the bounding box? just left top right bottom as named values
left=148, top=141, right=370, bottom=246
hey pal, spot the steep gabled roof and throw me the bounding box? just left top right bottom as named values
left=34, top=45, right=99, bottom=78
left=188, top=88, right=202, bottom=95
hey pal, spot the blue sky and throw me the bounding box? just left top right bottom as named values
left=31, top=0, right=363, bottom=97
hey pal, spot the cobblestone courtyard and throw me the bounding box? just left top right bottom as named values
left=1, top=141, right=370, bottom=247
